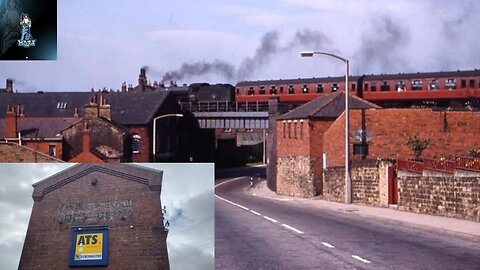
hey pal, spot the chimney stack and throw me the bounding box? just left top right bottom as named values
left=98, top=95, right=111, bottom=120
left=84, top=96, right=98, bottom=120
left=121, top=82, right=127, bottom=92
left=74, top=107, right=79, bottom=117
left=82, top=122, right=91, bottom=154
left=5, top=105, right=17, bottom=138
left=128, top=84, right=133, bottom=92
left=139, top=68, right=147, bottom=92
left=6, top=79, right=13, bottom=93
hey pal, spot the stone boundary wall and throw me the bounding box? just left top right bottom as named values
left=323, top=160, right=388, bottom=206
left=398, top=176, right=480, bottom=222
left=277, top=156, right=316, bottom=197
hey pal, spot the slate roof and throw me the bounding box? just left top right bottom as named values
left=0, top=91, right=174, bottom=125
left=277, top=92, right=381, bottom=120
left=0, top=117, right=81, bottom=139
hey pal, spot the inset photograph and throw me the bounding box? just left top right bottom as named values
left=0, top=163, right=214, bottom=270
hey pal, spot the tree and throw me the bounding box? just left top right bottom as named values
left=407, top=135, right=430, bottom=161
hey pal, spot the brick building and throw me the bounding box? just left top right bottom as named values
left=0, top=141, right=63, bottom=162
left=275, top=92, right=480, bottom=198
left=0, top=79, right=189, bottom=162
left=18, top=164, right=169, bottom=269
left=274, top=93, right=379, bottom=197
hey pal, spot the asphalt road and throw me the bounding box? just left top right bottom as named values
left=215, top=171, right=480, bottom=270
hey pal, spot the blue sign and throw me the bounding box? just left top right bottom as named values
left=69, top=226, right=109, bottom=267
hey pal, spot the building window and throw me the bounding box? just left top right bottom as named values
left=412, top=80, right=422, bottom=91
left=428, top=79, right=439, bottom=90
left=270, top=85, right=277, bottom=95
left=132, top=134, right=141, bottom=154
left=282, top=122, right=286, bottom=138
left=331, top=83, right=338, bottom=92
left=57, top=102, right=67, bottom=109
left=248, top=87, right=254, bottom=95
left=396, top=81, right=406, bottom=92
left=445, top=78, right=455, bottom=90
left=49, top=145, right=57, bottom=157
left=294, top=121, right=297, bottom=138
left=316, top=84, right=323, bottom=93
left=288, top=85, right=295, bottom=94
left=380, top=81, right=390, bottom=91
left=259, top=85, right=266, bottom=95
left=302, top=85, right=309, bottom=94
left=288, top=122, right=292, bottom=138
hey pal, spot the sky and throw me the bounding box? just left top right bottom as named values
left=0, top=163, right=214, bottom=270
left=0, top=0, right=479, bottom=92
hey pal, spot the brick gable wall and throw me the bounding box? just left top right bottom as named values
left=18, top=167, right=169, bottom=269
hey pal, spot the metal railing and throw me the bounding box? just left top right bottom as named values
left=397, top=157, right=480, bottom=173
left=180, top=101, right=269, bottom=112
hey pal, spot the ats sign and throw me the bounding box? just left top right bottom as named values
left=69, top=227, right=109, bottom=266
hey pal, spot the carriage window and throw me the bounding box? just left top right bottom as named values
left=280, top=86, right=284, bottom=94
left=259, top=85, right=266, bottom=95
left=370, top=85, right=376, bottom=92
left=236, top=88, right=240, bottom=95
left=248, top=87, right=254, bottom=95
left=428, top=79, right=439, bottom=90
left=469, top=79, right=475, bottom=88
left=380, top=81, right=390, bottom=91
left=302, top=84, right=309, bottom=94
left=288, top=85, right=295, bottom=94
left=412, top=80, right=422, bottom=90
left=461, top=80, right=466, bottom=88
left=316, top=84, right=323, bottom=93
left=331, top=83, right=338, bottom=92
left=364, top=83, right=369, bottom=91
left=396, top=81, right=406, bottom=92
left=270, top=85, right=277, bottom=95
left=351, top=83, right=356, bottom=92
left=445, top=78, right=455, bottom=90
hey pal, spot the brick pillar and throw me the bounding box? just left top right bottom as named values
left=98, top=95, right=111, bottom=120
left=82, top=122, right=91, bottom=153
left=5, top=105, right=17, bottom=138
left=84, top=96, right=98, bottom=120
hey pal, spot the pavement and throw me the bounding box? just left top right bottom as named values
left=248, top=179, right=480, bottom=243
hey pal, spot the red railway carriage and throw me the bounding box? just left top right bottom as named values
left=235, top=69, right=480, bottom=106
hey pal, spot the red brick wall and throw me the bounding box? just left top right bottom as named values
left=129, top=125, right=151, bottom=162
left=0, top=142, right=63, bottom=162
left=23, top=141, right=63, bottom=159
left=276, top=119, right=310, bottom=156
left=324, top=109, right=480, bottom=167
left=19, top=166, right=169, bottom=270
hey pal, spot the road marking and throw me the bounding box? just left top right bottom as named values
left=321, top=242, right=335, bottom=248
left=250, top=210, right=261, bottom=216
left=263, top=216, right=278, bottom=223
left=281, top=224, right=304, bottom=234
left=215, top=195, right=249, bottom=210
left=351, top=255, right=371, bottom=264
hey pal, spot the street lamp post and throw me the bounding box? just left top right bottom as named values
left=300, top=51, right=351, bottom=204
left=152, top=113, right=184, bottom=162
